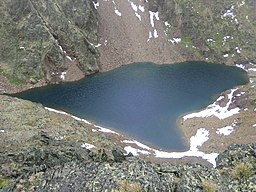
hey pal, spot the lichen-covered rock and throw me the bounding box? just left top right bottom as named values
left=0, top=0, right=99, bottom=85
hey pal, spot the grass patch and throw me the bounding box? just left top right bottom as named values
left=0, top=176, right=11, bottom=189
left=202, top=181, right=217, bottom=192
left=118, top=180, right=142, bottom=192
left=232, top=162, right=254, bottom=181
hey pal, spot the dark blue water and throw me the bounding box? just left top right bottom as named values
left=13, top=62, right=248, bottom=151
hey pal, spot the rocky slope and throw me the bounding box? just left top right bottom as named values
left=0, top=0, right=99, bottom=93
left=1, top=0, right=256, bottom=92
left=0, top=95, right=255, bottom=191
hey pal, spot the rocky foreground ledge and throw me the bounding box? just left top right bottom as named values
left=0, top=95, right=255, bottom=191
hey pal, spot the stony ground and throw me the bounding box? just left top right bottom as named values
left=96, top=0, right=184, bottom=72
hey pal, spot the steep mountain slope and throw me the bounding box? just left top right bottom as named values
left=0, top=0, right=99, bottom=92
left=95, top=0, right=184, bottom=71
left=1, top=0, right=256, bottom=92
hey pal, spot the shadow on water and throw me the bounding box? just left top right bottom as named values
left=12, top=61, right=249, bottom=151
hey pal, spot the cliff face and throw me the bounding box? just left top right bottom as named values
left=0, top=0, right=99, bottom=87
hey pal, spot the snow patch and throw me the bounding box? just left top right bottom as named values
left=147, top=31, right=153, bottom=42
left=207, top=38, right=215, bottom=43
left=124, top=146, right=150, bottom=156
left=130, top=1, right=138, bottom=12
left=135, top=12, right=141, bottom=21
left=216, top=96, right=225, bottom=102
left=123, top=128, right=219, bottom=167
left=122, top=140, right=152, bottom=151
left=129, top=1, right=144, bottom=21
left=153, top=29, right=158, bottom=38
left=235, top=47, right=241, bottom=54
left=183, top=89, right=240, bottom=120
left=45, top=107, right=92, bottom=124
left=154, top=128, right=219, bottom=167
left=93, top=1, right=99, bottom=9
left=138, top=5, right=145, bottom=12
left=223, top=5, right=235, bottom=19
left=81, top=143, right=95, bottom=149
left=60, top=72, right=66, bottom=80
left=217, top=126, right=234, bottom=136
left=94, top=125, right=119, bottom=135
left=239, top=1, right=245, bottom=7
left=115, top=9, right=122, bottom=16
left=149, top=11, right=159, bottom=28
left=112, top=0, right=122, bottom=16
left=248, top=68, right=256, bottom=72
left=44, top=107, right=119, bottom=135
left=170, top=37, right=181, bottom=44
left=235, top=64, right=247, bottom=71
left=54, top=136, right=64, bottom=140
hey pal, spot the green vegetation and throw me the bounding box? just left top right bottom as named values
left=0, top=176, right=11, bottom=189
left=202, top=181, right=217, bottom=192
left=232, top=162, right=254, bottom=181
left=118, top=181, right=142, bottom=192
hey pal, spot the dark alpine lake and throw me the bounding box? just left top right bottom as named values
left=13, top=62, right=248, bottom=151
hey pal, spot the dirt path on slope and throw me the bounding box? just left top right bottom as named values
left=96, top=0, right=184, bottom=71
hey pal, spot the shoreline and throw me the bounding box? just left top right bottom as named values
left=1, top=61, right=255, bottom=167
left=44, top=106, right=219, bottom=167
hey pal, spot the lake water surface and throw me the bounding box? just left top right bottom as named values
left=14, top=62, right=248, bottom=151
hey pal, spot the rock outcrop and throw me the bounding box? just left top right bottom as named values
left=0, top=0, right=99, bottom=87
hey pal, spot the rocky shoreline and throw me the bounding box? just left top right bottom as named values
left=0, top=95, right=255, bottom=191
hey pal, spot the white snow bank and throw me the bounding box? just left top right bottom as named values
left=236, top=64, right=247, bottom=71
left=122, top=140, right=152, bottom=150
left=123, top=128, right=219, bottom=167
left=94, top=125, right=119, bottom=135
left=45, top=107, right=119, bottom=135
left=248, top=68, right=256, bottom=72
left=154, top=128, right=219, bottom=167
left=183, top=89, right=240, bottom=120
left=124, top=146, right=151, bottom=156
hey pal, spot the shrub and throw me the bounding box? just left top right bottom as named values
left=118, top=180, right=142, bottom=192
left=232, top=162, right=254, bottom=181
left=202, top=181, right=217, bottom=192
left=0, top=176, right=11, bottom=189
